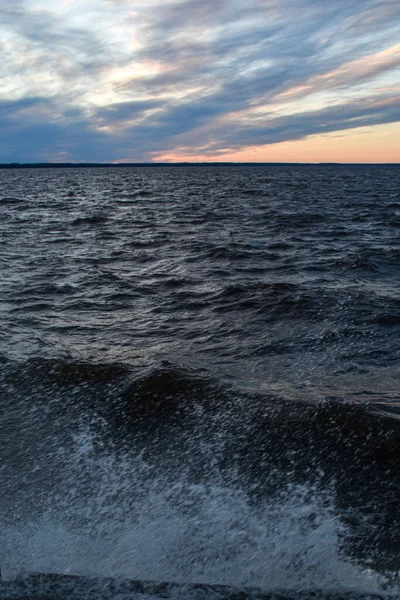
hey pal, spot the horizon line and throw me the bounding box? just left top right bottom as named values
left=1, top=161, right=399, bottom=168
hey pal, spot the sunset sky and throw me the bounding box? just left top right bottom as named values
left=1, top=0, right=400, bottom=163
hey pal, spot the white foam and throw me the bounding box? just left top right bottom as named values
left=0, top=428, right=386, bottom=593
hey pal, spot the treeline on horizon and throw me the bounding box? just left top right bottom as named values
left=0, top=162, right=398, bottom=168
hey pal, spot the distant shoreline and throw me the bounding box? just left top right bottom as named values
left=0, top=162, right=399, bottom=169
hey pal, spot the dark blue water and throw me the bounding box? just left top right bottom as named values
left=0, top=165, right=399, bottom=595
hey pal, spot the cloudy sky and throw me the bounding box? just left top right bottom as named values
left=1, top=0, right=400, bottom=162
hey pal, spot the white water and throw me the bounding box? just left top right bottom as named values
left=0, top=428, right=386, bottom=593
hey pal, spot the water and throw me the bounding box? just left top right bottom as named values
left=0, top=165, right=399, bottom=596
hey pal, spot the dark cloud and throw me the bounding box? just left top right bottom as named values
left=94, top=100, right=162, bottom=123
left=0, top=98, right=103, bottom=162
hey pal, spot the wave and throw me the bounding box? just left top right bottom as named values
left=1, top=358, right=400, bottom=583
left=270, top=212, right=327, bottom=230
left=1, top=356, right=129, bottom=387
left=0, top=573, right=393, bottom=599
left=0, top=196, right=24, bottom=204
left=0, top=427, right=389, bottom=592
left=210, top=282, right=327, bottom=319
left=332, top=249, right=400, bottom=274
left=71, top=215, right=109, bottom=226
left=115, top=190, right=154, bottom=200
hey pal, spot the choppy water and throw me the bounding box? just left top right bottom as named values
left=0, top=165, right=399, bottom=596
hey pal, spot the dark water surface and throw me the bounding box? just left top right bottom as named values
left=0, top=166, right=399, bottom=595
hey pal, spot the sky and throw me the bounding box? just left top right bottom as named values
left=1, top=0, right=400, bottom=163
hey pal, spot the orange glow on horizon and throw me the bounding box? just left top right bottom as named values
left=152, top=123, right=400, bottom=163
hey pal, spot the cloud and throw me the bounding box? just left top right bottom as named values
left=0, top=0, right=399, bottom=161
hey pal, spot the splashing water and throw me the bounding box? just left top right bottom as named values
left=0, top=427, right=386, bottom=593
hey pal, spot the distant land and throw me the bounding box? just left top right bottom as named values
left=0, top=162, right=399, bottom=169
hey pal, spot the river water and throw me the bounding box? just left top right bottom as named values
left=0, top=165, right=399, bottom=595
